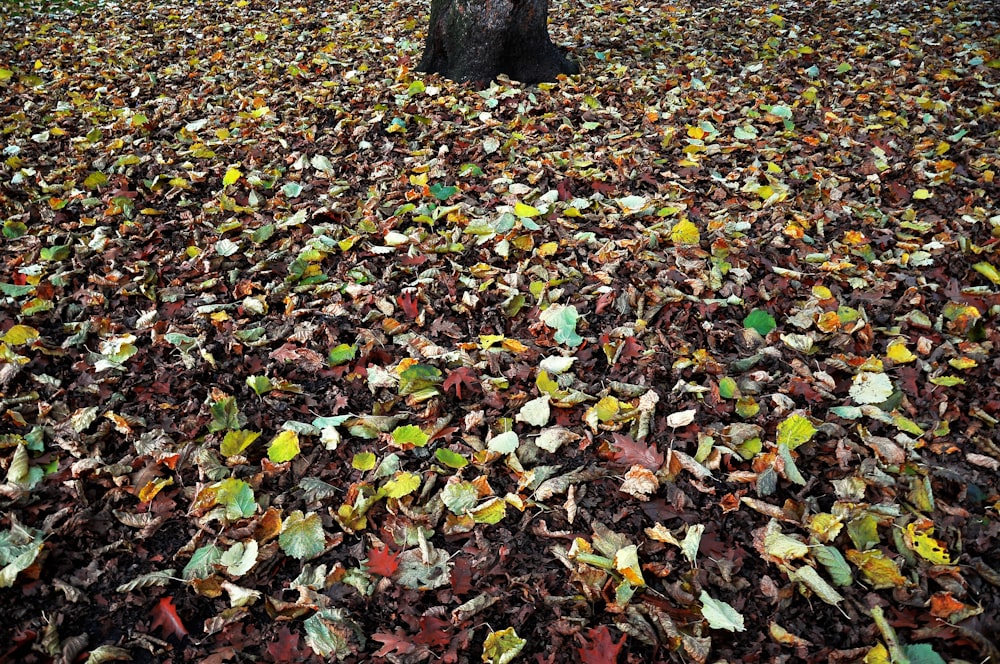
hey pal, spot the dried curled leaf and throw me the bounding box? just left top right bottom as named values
left=116, top=569, right=177, bottom=593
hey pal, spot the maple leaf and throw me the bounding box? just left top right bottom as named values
left=414, top=615, right=453, bottom=648
left=578, top=625, right=626, bottom=664
left=443, top=366, right=480, bottom=399
left=397, top=292, right=420, bottom=319
left=366, top=545, right=401, bottom=577
left=149, top=596, right=188, bottom=640
left=372, top=629, right=417, bottom=657
left=266, top=627, right=313, bottom=662
left=610, top=433, right=664, bottom=470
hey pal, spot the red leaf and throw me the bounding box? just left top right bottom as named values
left=366, top=545, right=401, bottom=577
left=266, top=627, right=312, bottom=662
left=616, top=336, right=643, bottom=364
left=414, top=615, right=453, bottom=648
left=443, top=366, right=480, bottom=400
left=397, top=292, right=420, bottom=320
left=610, top=433, right=664, bottom=471
left=449, top=555, right=473, bottom=596
left=578, top=625, right=626, bottom=664
left=150, top=596, right=188, bottom=639
left=372, top=629, right=417, bottom=657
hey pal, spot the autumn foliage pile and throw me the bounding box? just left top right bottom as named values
left=1, top=0, right=999, bottom=662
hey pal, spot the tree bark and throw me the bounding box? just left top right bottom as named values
left=418, top=0, right=579, bottom=86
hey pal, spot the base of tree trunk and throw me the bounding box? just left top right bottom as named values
left=418, top=0, right=579, bottom=86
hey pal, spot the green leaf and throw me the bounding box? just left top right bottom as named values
left=327, top=343, right=357, bottom=366
left=699, top=591, right=746, bottom=632
left=442, top=479, right=479, bottom=514
left=743, top=309, right=776, bottom=335
left=279, top=510, right=326, bottom=560
left=429, top=182, right=457, bottom=201
left=0, top=283, right=35, bottom=297
left=209, top=396, right=242, bottom=433
left=718, top=377, right=737, bottom=399
left=775, top=413, right=816, bottom=450
left=40, top=245, right=71, bottom=261
left=539, top=304, right=583, bottom=348
left=183, top=544, right=222, bottom=580
left=2, top=220, right=27, bottom=239
left=268, top=430, right=300, bottom=463
left=407, top=80, right=425, bottom=95
left=381, top=471, right=421, bottom=498
left=215, top=478, right=257, bottom=519
left=434, top=448, right=468, bottom=469
left=391, top=424, right=429, bottom=447
left=813, top=545, right=853, bottom=586
left=482, top=627, right=526, bottom=664
left=303, top=609, right=353, bottom=659
left=220, top=429, right=260, bottom=456
left=281, top=182, right=303, bottom=198
left=246, top=375, right=272, bottom=396
left=83, top=171, right=108, bottom=190
left=352, top=451, right=377, bottom=471
left=902, top=644, right=947, bottom=664
left=220, top=540, right=259, bottom=577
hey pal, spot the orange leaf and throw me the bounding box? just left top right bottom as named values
left=929, top=591, right=967, bottom=619
left=366, top=545, right=401, bottom=577
left=150, top=596, right=188, bottom=639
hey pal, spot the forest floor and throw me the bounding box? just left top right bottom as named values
left=1, top=0, right=1000, bottom=662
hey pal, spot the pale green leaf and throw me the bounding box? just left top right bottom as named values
left=515, top=395, right=550, bottom=427
left=699, top=591, right=746, bottom=632
left=279, top=511, right=326, bottom=560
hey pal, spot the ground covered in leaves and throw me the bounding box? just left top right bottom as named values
left=2, top=0, right=1000, bottom=661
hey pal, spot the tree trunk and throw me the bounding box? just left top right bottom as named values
left=418, top=0, right=579, bottom=86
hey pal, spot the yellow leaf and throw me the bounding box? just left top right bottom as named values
left=912, top=188, right=932, bottom=200
left=811, top=285, right=833, bottom=299
left=223, top=168, right=242, bottom=187
left=687, top=125, right=705, bottom=139
left=904, top=522, right=951, bottom=564
left=846, top=549, right=908, bottom=588
left=670, top=218, right=701, bottom=245
left=537, top=242, right=558, bottom=257
left=479, top=334, right=505, bottom=349
left=563, top=207, right=581, bottom=217
left=3, top=325, right=40, bottom=345
left=138, top=477, right=174, bottom=503
left=864, top=643, right=891, bottom=664
left=614, top=544, right=645, bottom=586
left=500, top=338, right=529, bottom=353
left=948, top=356, right=977, bottom=370
left=886, top=340, right=916, bottom=363
left=514, top=201, right=541, bottom=218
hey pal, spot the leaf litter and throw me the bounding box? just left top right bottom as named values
left=1, top=0, right=999, bottom=661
